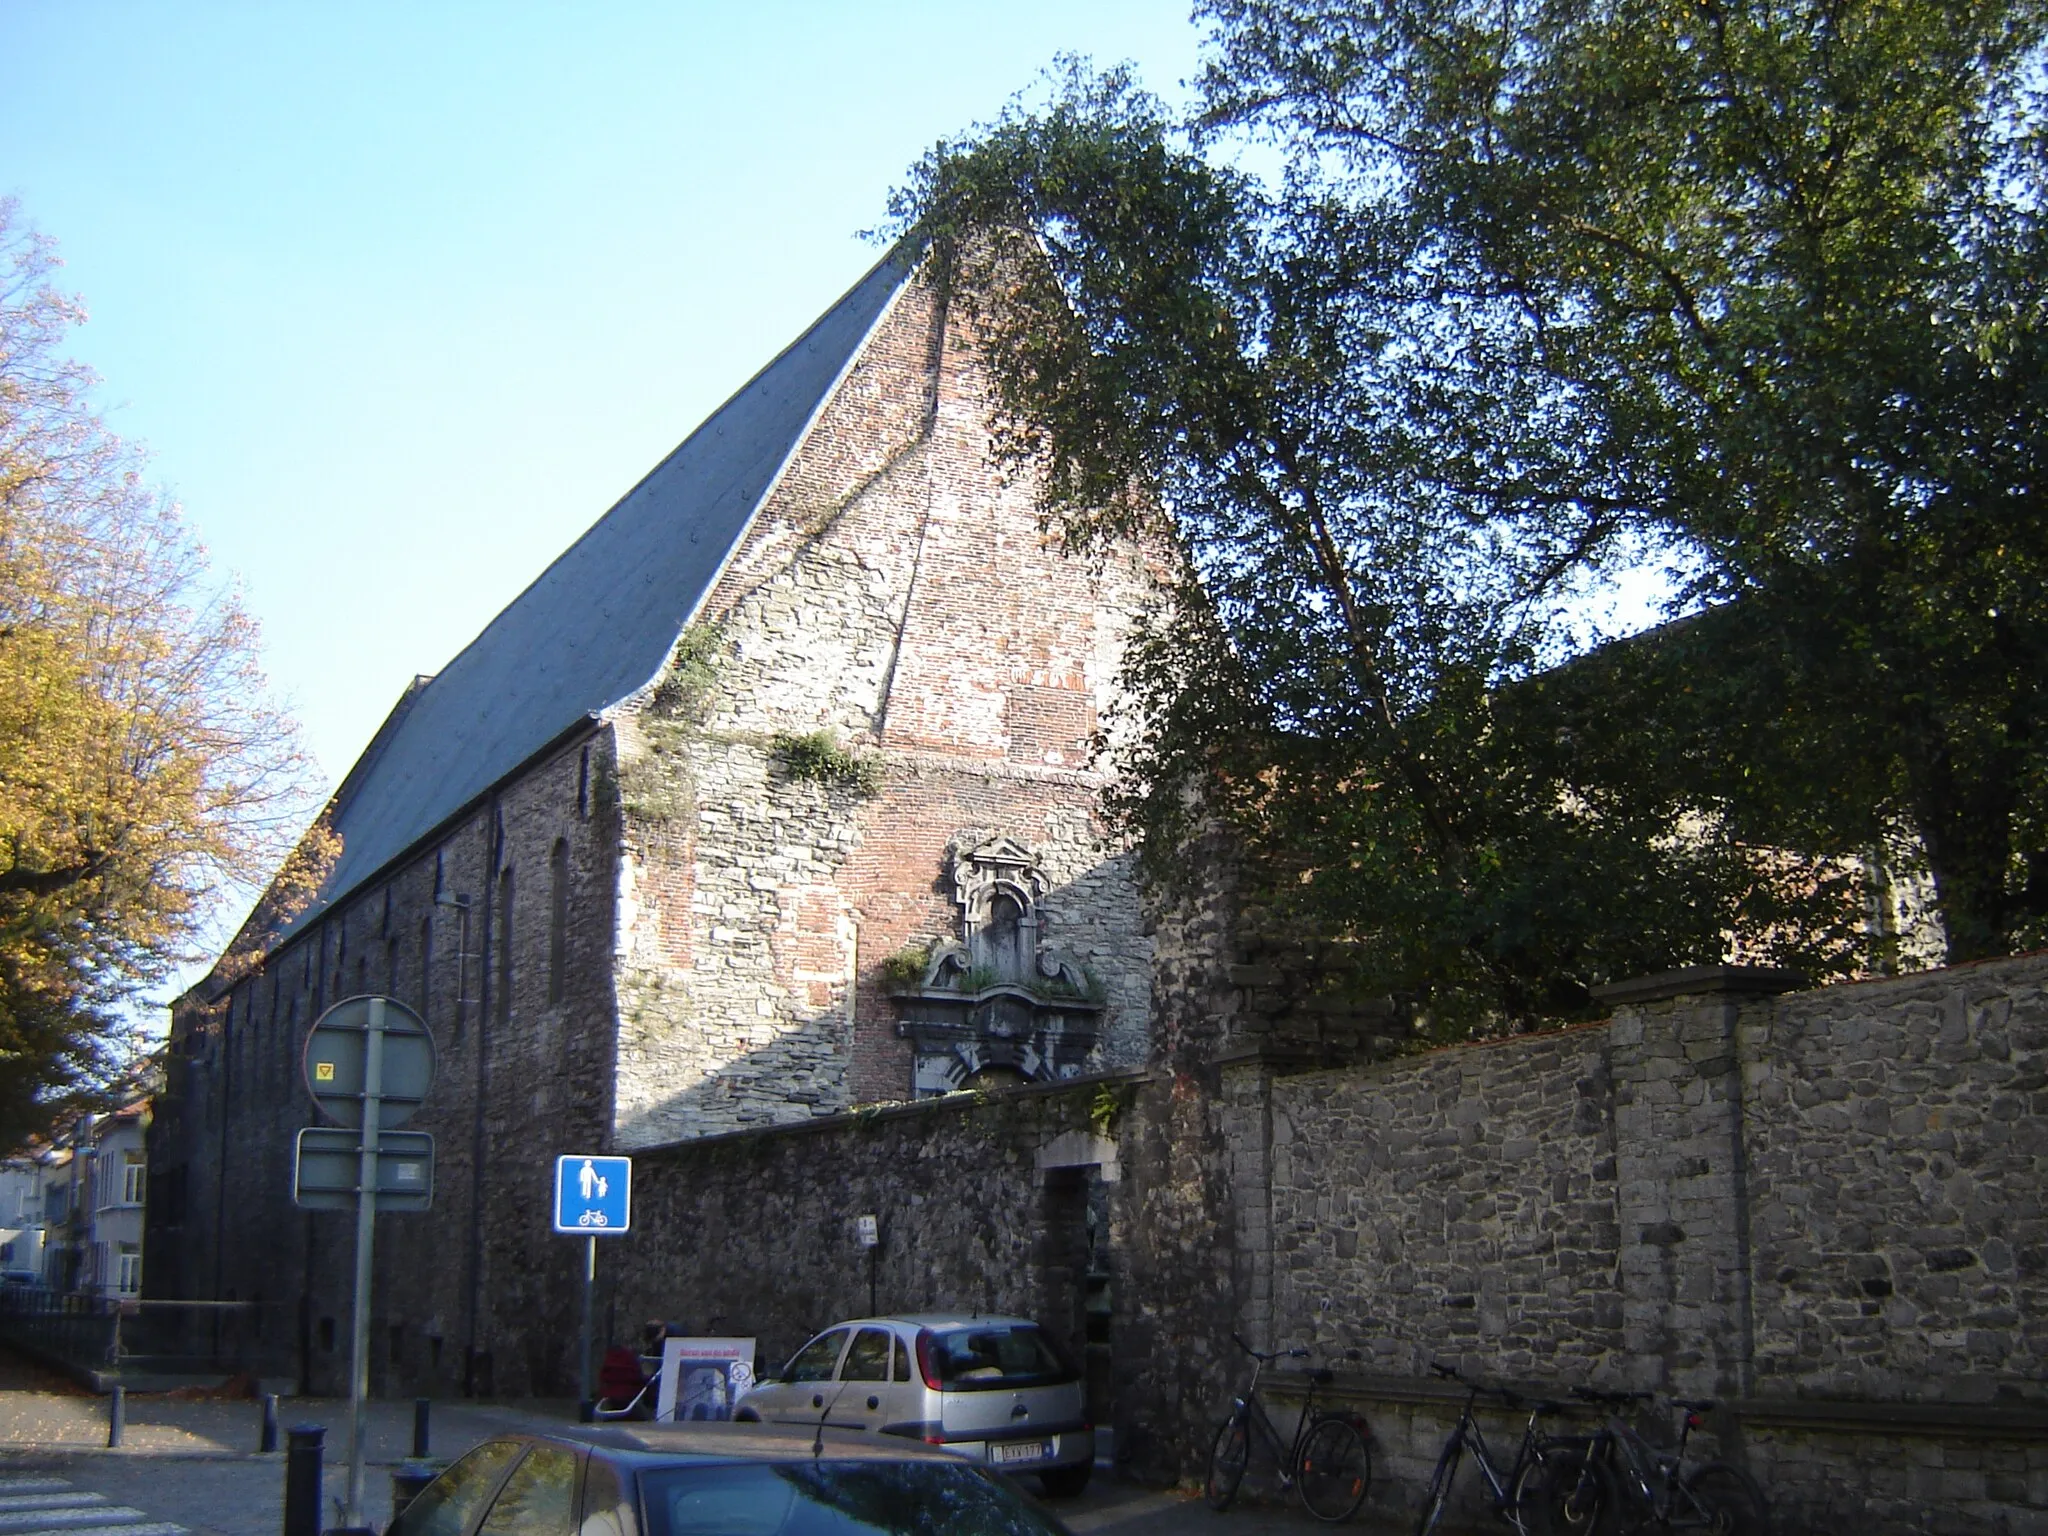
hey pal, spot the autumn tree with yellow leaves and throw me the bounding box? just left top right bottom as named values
left=0, top=201, right=320, bottom=1149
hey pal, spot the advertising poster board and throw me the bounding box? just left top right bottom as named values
left=654, top=1336, right=758, bottom=1422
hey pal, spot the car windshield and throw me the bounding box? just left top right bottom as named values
left=640, top=1461, right=1066, bottom=1536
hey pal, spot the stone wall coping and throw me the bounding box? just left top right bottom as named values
left=628, top=1065, right=1161, bottom=1159
left=1591, top=965, right=1810, bottom=1007
left=1259, top=1370, right=2048, bottom=1441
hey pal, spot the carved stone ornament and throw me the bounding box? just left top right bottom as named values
left=890, top=833, right=1102, bottom=1095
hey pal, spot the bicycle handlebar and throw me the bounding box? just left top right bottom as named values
left=1231, top=1332, right=1313, bottom=1363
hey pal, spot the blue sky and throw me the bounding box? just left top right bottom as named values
left=1, top=1, right=1203, bottom=794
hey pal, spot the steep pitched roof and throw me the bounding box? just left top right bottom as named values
left=288, top=246, right=917, bottom=936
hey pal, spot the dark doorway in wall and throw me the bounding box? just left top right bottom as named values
left=1035, top=1139, right=1119, bottom=1442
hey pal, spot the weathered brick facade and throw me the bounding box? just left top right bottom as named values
left=146, top=254, right=1159, bottom=1396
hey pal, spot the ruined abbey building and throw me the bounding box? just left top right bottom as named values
left=147, top=245, right=1159, bottom=1394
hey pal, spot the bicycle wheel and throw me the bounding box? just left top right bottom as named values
left=1412, top=1438, right=1462, bottom=1536
left=1681, top=1462, right=1769, bottom=1536
left=1516, top=1443, right=1614, bottom=1536
left=1295, top=1416, right=1371, bottom=1523
left=1206, top=1416, right=1250, bottom=1512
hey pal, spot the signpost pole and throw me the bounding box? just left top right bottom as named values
left=342, top=999, right=385, bottom=1531
left=578, top=1235, right=596, bottom=1411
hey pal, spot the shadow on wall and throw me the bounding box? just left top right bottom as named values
left=613, top=852, right=1152, bottom=1146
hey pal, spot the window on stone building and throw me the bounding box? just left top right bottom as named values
left=548, top=840, right=569, bottom=1005
left=578, top=746, right=591, bottom=818
left=496, top=868, right=514, bottom=1026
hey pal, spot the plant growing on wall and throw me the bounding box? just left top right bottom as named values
left=879, top=944, right=931, bottom=993
left=770, top=730, right=882, bottom=795
left=620, top=623, right=724, bottom=825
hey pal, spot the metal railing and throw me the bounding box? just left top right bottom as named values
left=0, top=1287, right=265, bottom=1378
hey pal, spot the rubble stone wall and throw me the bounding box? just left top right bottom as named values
left=1242, top=954, right=2048, bottom=1534
left=610, top=265, right=1155, bottom=1145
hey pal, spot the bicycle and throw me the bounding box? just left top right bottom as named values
left=1560, top=1387, right=1770, bottom=1535
left=1205, top=1333, right=1374, bottom=1523
left=1411, top=1364, right=1603, bottom=1536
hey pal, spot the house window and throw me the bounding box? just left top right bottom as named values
left=116, top=1245, right=141, bottom=1297
left=122, top=1158, right=145, bottom=1207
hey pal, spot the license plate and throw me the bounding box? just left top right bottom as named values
left=992, top=1440, right=1052, bottom=1465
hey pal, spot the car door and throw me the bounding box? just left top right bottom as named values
left=753, top=1326, right=851, bottom=1426
left=834, top=1326, right=894, bottom=1432
left=882, top=1328, right=923, bottom=1435
left=391, top=1439, right=526, bottom=1536
left=475, top=1442, right=582, bottom=1536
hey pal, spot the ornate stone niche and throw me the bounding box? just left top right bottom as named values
left=889, top=834, right=1104, bottom=1095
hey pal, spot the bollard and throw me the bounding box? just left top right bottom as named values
left=389, top=1461, right=441, bottom=1522
left=412, top=1397, right=430, bottom=1459
left=260, top=1394, right=280, bottom=1454
left=106, top=1385, right=124, bottom=1448
left=283, top=1425, right=324, bottom=1536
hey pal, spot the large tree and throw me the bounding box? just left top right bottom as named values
left=0, top=201, right=316, bottom=1147
left=891, top=0, right=2046, bottom=1026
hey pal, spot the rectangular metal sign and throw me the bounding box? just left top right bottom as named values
left=553, top=1154, right=631, bottom=1233
left=294, top=1128, right=435, bottom=1212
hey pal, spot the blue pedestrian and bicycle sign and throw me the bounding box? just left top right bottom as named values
left=554, top=1154, right=632, bottom=1233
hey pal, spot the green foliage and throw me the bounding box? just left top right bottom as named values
left=647, top=624, right=723, bottom=721
left=879, top=944, right=931, bottom=993
left=770, top=730, right=883, bottom=795
left=622, top=624, right=724, bottom=825
left=0, top=202, right=318, bottom=1148
left=1192, top=0, right=2048, bottom=963
left=889, top=0, right=2048, bottom=1026
left=1088, top=1080, right=1134, bottom=1137
left=957, top=965, right=1001, bottom=994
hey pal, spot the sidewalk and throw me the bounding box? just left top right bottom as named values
left=0, top=1351, right=1391, bottom=1535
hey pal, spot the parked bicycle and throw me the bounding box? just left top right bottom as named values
left=1557, top=1387, right=1770, bottom=1535
left=1411, top=1364, right=1604, bottom=1536
left=1205, top=1333, right=1374, bottom=1523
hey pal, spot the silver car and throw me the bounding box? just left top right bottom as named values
left=733, top=1313, right=1094, bottom=1497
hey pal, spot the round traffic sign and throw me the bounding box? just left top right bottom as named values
left=303, top=994, right=436, bottom=1129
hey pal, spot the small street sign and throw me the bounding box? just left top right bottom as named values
left=294, top=1128, right=435, bottom=1211
left=297, top=993, right=439, bottom=1534
left=856, top=1214, right=879, bottom=1248
left=303, top=995, right=436, bottom=1129
left=554, top=1155, right=632, bottom=1233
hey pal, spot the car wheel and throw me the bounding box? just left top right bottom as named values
left=1039, top=1463, right=1092, bottom=1498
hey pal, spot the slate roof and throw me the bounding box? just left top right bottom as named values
left=284, top=246, right=917, bottom=939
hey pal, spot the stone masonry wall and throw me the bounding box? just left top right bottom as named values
left=1231, top=956, right=2048, bottom=1534
left=150, top=726, right=625, bottom=1400
left=1745, top=963, right=2048, bottom=1401
left=602, top=1076, right=1127, bottom=1405
left=1264, top=1026, right=1623, bottom=1379
left=610, top=262, right=1156, bottom=1144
